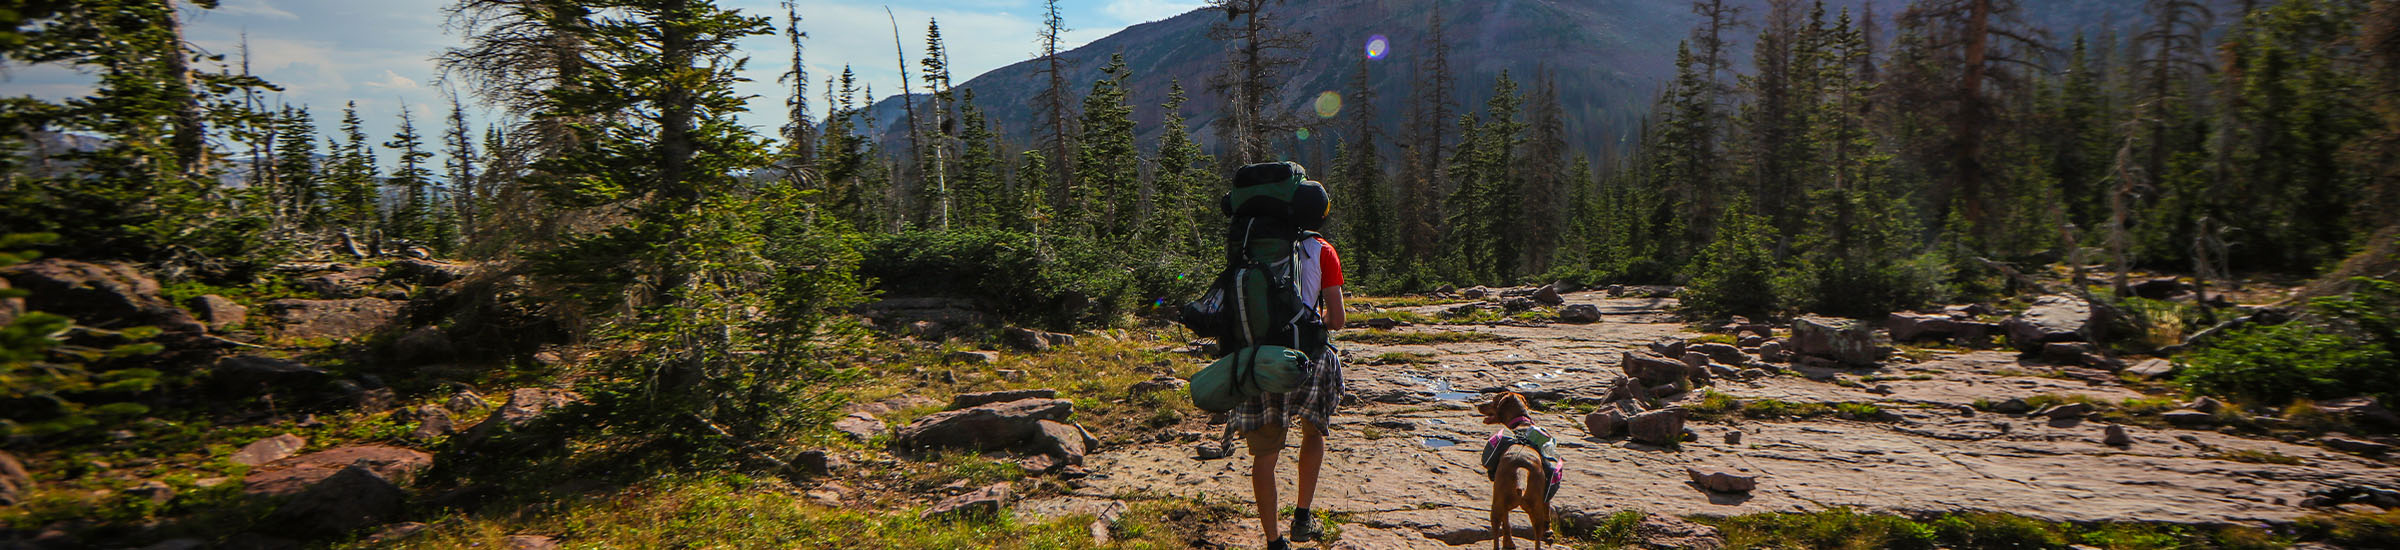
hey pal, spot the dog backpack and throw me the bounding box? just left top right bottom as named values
left=1179, top=161, right=1332, bottom=412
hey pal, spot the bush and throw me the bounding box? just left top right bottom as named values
left=1683, top=201, right=1785, bottom=319
left=2177, top=278, right=2400, bottom=404
left=862, top=229, right=1171, bottom=331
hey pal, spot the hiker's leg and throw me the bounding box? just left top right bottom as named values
left=1294, top=418, right=1325, bottom=510
left=1245, top=423, right=1288, bottom=543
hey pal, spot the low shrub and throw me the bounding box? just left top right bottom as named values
left=2177, top=278, right=2400, bottom=404
left=862, top=229, right=1197, bottom=331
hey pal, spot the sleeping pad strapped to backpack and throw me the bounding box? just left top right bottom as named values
left=1181, top=161, right=1333, bottom=412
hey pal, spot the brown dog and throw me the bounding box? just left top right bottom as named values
left=1475, top=392, right=1554, bottom=550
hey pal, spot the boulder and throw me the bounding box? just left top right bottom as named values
left=1558, top=304, right=1603, bottom=323
left=1647, top=338, right=1687, bottom=359
left=385, top=259, right=471, bottom=287
left=1686, top=466, right=1758, bottom=493
left=1461, top=286, right=1491, bottom=299
left=2317, top=397, right=2400, bottom=428
left=2103, top=425, right=2133, bottom=446
left=209, top=355, right=331, bottom=395
left=1128, top=375, right=1188, bottom=394
left=1627, top=407, right=1689, bottom=446
left=950, top=389, right=1058, bottom=410
left=1585, top=410, right=1626, bottom=438
left=0, top=450, right=31, bottom=506
left=242, top=446, right=433, bottom=498
left=1532, top=284, right=1564, bottom=306
left=0, top=258, right=202, bottom=332
left=1689, top=343, right=1746, bottom=366
left=2003, top=295, right=2095, bottom=352
left=833, top=412, right=884, bottom=441
left=261, top=298, right=401, bottom=340
left=1004, top=327, right=1074, bottom=352
left=391, top=326, right=455, bottom=363
left=2038, top=402, right=2094, bottom=420
left=1989, top=397, right=2033, bottom=414
left=230, top=434, right=308, bottom=466
left=263, top=465, right=407, bottom=537
left=188, top=294, right=248, bottom=330
left=922, top=482, right=1012, bottom=520
left=1885, top=312, right=1963, bottom=343
left=1030, top=420, right=1091, bottom=469
left=1790, top=316, right=1889, bottom=367
left=298, top=266, right=385, bottom=299
left=406, top=405, right=455, bottom=440
left=946, top=351, right=998, bottom=365
left=894, top=398, right=1075, bottom=452
left=457, top=388, right=580, bottom=447
left=1503, top=297, right=1537, bottom=312
left=1755, top=341, right=1788, bottom=362
left=2124, top=359, right=2176, bottom=378
left=1621, top=352, right=1694, bottom=387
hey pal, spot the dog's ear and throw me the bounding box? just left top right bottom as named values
left=1499, top=392, right=1529, bottom=419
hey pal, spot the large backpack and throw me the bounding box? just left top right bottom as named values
left=1179, top=162, right=1332, bottom=411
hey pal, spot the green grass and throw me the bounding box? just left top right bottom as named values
left=1693, top=333, right=1737, bottom=345
left=1687, top=391, right=1888, bottom=422
left=1703, top=508, right=2289, bottom=550
left=1558, top=509, right=1644, bottom=547
left=1347, top=295, right=1474, bottom=309
left=1370, top=351, right=1439, bottom=365
left=1335, top=330, right=1510, bottom=345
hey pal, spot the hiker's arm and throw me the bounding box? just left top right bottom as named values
left=1323, top=286, right=1346, bottom=329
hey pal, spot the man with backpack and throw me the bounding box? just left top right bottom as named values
left=1233, top=224, right=1345, bottom=549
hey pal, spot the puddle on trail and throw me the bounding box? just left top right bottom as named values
left=1423, top=437, right=1459, bottom=449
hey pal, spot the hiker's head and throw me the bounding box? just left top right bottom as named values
left=1477, top=392, right=1532, bottom=425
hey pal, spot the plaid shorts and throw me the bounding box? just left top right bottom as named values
left=1229, top=348, right=1345, bottom=437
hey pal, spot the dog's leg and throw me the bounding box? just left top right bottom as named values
left=1491, top=468, right=1514, bottom=550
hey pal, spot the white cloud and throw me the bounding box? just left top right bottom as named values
left=213, top=0, right=299, bottom=21
left=1102, top=0, right=1205, bottom=25
left=361, top=69, right=419, bottom=90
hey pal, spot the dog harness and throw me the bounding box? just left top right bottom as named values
left=1479, top=416, right=1564, bottom=499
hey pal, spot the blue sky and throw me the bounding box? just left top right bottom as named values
left=0, top=0, right=1205, bottom=168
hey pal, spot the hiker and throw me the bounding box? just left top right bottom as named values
left=1227, top=169, right=1348, bottom=550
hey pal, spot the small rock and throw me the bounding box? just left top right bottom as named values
left=796, top=450, right=846, bottom=475
left=0, top=451, right=34, bottom=507
left=1723, top=431, right=1743, bottom=445
left=1990, top=398, right=2033, bottom=414
left=2161, top=409, right=2215, bottom=424
left=1128, top=375, right=1188, bottom=394
left=1503, top=297, right=1537, bottom=312
left=1003, top=327, right=1072, bottom=352
left=996, top=369, right=1025, bottom=382
left=1686, top=466, right=1758, bottom=493
left=1558, top=304, right=1603, bottom=323
left=2124, top=358, right=2176, bottom=378
left=188, top=294, right=249, bottom=330
left=1628, top=407, right=1689, bottom=446
left=231, top=434, right=308, bottom=466
left=1585, top=410, right=1626, bottom=438
left=1689, top=343, right=1746, bottom=365
left=2042, top=402, right=2094, bottom=420
left=1532, top=284, right=1564, bottom=306
left=1194, top=441, right=1230, bottom=460
left=922, top=482, right=1012, bottom=520
left=2103, top=425, right=2132, bottom=446
left=1634, top=514, right=1726, bottom=550
left=947, top=351, right=998, bottom=364
left=1756, top=340, right=1788, bottom=362
left=1461, top=286, right=1491, bottom=299
left=805, top=483, right=846, bottom=507
left=2188, top=396, right=2225, bottom=413
left=406, top=405, right=455, bottom=440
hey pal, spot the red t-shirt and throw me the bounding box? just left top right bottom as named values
left=1314, top=237, right=1344, bottom=288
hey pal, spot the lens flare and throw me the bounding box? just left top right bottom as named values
left=1295, top=128, right=1312, bottom=141
left=1314, top=91, right=1343, bottom=119
left=1366, top=34, right=1390, bottom=60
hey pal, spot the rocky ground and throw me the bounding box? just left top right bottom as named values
left=1064, top=291, right=2400, bottom=549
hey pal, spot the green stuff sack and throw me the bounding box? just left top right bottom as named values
left=1188, top=345, right=1311, bottom=412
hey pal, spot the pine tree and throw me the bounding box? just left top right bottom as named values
left=1442, top=73, right=1527, bottom=285
left=1015, top=150, right=1056, bottom=235
left=326, top=103, right=382, bottom=241
left=1034, top=0, right=1076, bottom=214
left=384, top=108, right=444, bottom=251
left=778, top=1, right=814, bottom=163
left=920, top=18, right=957, bottom=229
left=1398, top=4, right=1458, bottom=268
left=271, top=105, right=322, bottom=230
left=1684, top=196, right=1784, bottom=317
left=952, top=88, right=1003, bottom=229
left=2221, top=0, right=2376, bottom=270
left=1334, top=54, right=1391, bottom=284
left=1074, top=53, right=1139, bottom=239
left=443, top=92, right=480, bottom=250
left=1519, top=71, right=1571, bottom=276
left=1150, top=81, right=1216, bottom=258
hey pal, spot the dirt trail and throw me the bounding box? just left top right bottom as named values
left=1064, top=291, right=2400, bottom=548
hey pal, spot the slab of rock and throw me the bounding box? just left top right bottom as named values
left=1558, top=304, right=1604, bottom=323
left=1634, top=514, right=1726, bottom=550
left=1622, top=352, right=1694, bottom=387
left=2124, top=358, right=2175, bottom=378
left=2318, top=397, right=2400, bottom=427
left=298, top=266, right=384, bottom=299
left=2188, top=396, right=2225, bottom=413
left=950, top=388, right=1058, bottom=410
left=1885, top=312, right=1964, bottom=343
left=1791, top=316, right=1888, bottom=366
left=457, top=388, right=580, bottom=447
left=2038, top=402, right=2094, bottom=420
left=2161, top=409, right=2215, bottom=424
left=2003, top=295, right=2094, bottom=352
left=1004, top=327, right=1074, bottom=352
left=230, top=434, right=308, bottom=466
left=1990, top=397, right=2033, bottom=414
left=1686, top=466, right=1758, bottom=493
left=922, top=482, right=1011, bottom=520
left=242, top=445, right=434, bottom=498
left=833, top=412, right=884, bottom=441
left=264, top=465, right=406, bottom=537
left=188, top=294, right=248, bottom=330
left=1628, top=407, right=1689, bottom=446
left=946, top=350, right=998, bottom=364
left=0, top=450, right=31, bottom=506
left=3, top=259, right=205, bottom=333
left=2323, top=437, right=2393, bottom=455
left=261, top=298, right=401, bottom=340
left=895, top=398, right=1075, bottom=452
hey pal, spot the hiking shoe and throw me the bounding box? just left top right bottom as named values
left=1288, top=510, right=1322, bottom=543
left=1265, top=537, right=1292, bottom=550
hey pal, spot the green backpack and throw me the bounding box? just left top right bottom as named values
left=1177, top=161, right=1333, bottom=412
